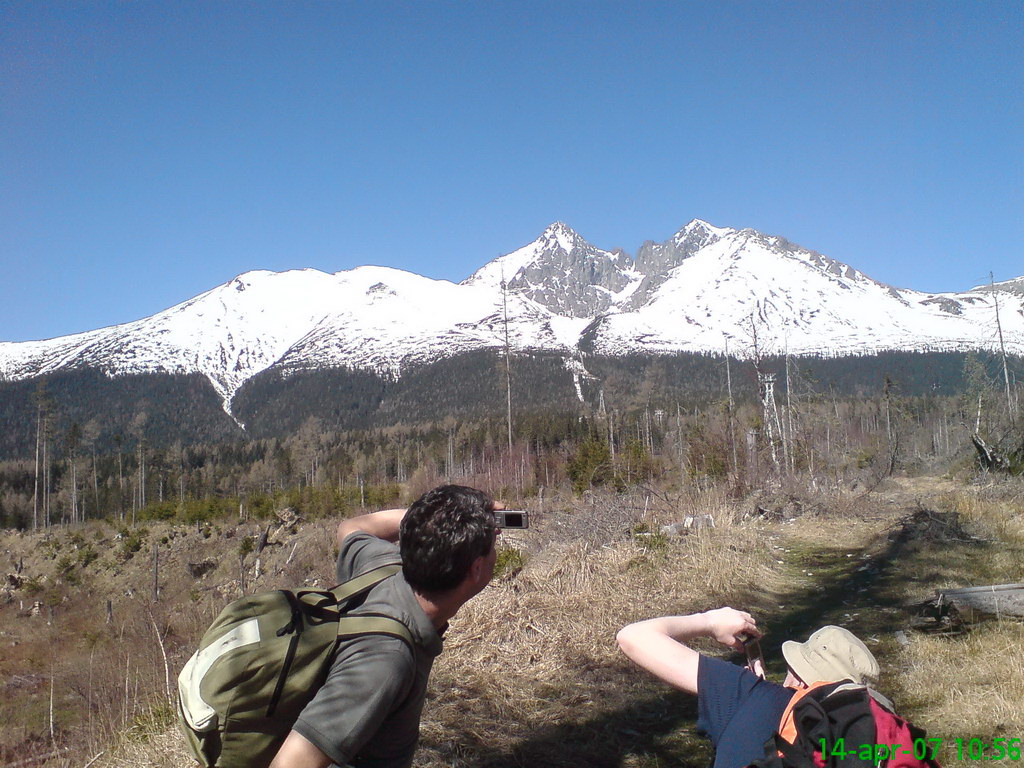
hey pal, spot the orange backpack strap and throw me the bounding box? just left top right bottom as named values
left=778, top=681, right=842, bottom=744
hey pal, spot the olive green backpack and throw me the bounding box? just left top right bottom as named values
left=177, top=562, right=412, bottom=768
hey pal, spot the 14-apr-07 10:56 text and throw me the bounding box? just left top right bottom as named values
left=819, top=737, right=1022, bottom=762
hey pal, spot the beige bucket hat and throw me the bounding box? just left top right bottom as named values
left=781, top=625, right=879, bottom=686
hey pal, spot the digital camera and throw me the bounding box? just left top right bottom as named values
left=494, top=510, right=529, bottom=529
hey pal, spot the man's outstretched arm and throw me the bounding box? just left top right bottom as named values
left=336, top=507, right=407, bottom=546
left=336, top=498, right=506, bottom=546
left=616, top=607, right=760, bottom=694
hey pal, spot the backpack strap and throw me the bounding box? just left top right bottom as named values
left=267, top=590, right=306, bottom=717
left=331, top=562, right=415, bottom=648
left=749, top=700, right=832, bottom=768
left=337, top=613, right=414, bottom=648
left=779, top=681, right=846, bottom=743
left=774, top=732, right=814, bottom=766
left=264, top=564, right=409, bottom=719
left=329, top=562, right=403, bottom=603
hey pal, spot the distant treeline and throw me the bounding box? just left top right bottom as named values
left=1, top=348, right=1021, bottom=530
left=0, top=349, right=1012, bottom=460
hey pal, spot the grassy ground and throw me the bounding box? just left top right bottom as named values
left=2, top=476, right=1022, bottom=767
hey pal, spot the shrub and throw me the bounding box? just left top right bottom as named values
left=56, top=554, right=76, bottom=576
left=41, top=538, right=62, bottom=559
left=248, top=492, right=279, bottom=519
left=238, top=535, right=255, bottom=558
left=567, top=437, right=615, bottom=494
left=365, top=483, right=402, bottom=510
left=183, top=499, right=219, bottom=526
left=630, top=522, right=668, bottom=554
left=77, top=545, right=98, bottom=568
left=620, top=438, right=656, bottom=485
left=118, top=527, right=148, bottom=560
left=493, top=547, right=526, bottom=579
left=138, top=501, right=177, bottom=521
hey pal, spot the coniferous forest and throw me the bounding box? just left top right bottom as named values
left=1, top=349, right=1021, bottom=530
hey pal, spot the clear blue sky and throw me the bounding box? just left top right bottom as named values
left=2, top=1, right=1021, bottom=342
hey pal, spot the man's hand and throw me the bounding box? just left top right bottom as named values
left=749, top=655, right=766, bottom=679
left=702, top=607, right=760, bottom=651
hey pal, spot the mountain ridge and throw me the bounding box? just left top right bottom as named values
left=2, top=219, right=1022, bottom=419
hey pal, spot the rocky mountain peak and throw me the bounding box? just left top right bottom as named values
left=537, top=221, right=583, bottom=251
left=672, top=218, right=733, bottom=249
left=625, top=219, right=736, bottom=310
left=503, top=223, right=638, bottom=318
left=464, top=223, right=640, bottom=318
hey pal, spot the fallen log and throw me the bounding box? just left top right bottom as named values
left=937, top=583, right=1024, bottom=619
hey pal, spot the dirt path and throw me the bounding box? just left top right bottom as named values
left=754, top=477, right=1001, bottom=686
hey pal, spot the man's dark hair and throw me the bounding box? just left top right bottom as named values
left=399, top=484, right=497, bottom=593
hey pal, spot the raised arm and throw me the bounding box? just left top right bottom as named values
left=336, top=508, right=407, bottom=546
left=336, top=496, right=507, bottom=547
left=615, top=607, right=760, bottom=694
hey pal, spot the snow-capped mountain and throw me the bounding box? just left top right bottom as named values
left=0, top=268, right=347, bottom=406
left=628, top=219, right=735, bottom=310
left=268, top=265, right=587, bottom=377
left=587, top=223, right=1024, bottom=358
left=2, top=219, right=1022, bottom=419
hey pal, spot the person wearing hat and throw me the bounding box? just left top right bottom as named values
left=616, top=607, right=879, bottom=768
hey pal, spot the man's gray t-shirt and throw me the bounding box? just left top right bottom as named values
left=292, top=533, right=443, bottom=768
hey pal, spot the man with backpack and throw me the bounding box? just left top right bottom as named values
left=616, top=607, right=932, bottom=768
left=267, top=484, right=502, bottom=768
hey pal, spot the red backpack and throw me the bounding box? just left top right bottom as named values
left=749, top=682, right=941, bottom=768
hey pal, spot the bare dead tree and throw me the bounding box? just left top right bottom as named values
left=501, top=269, right=513, bottom=452
left=151, top=543, right=159, bottom=602
left=991, top=272, right=1016, bottom=424
left=724, top=337, right=738, bottom=474
left=33, top=396, right=42, bottom=530
left=148, top=610, right=172, bottom=702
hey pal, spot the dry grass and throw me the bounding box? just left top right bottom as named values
left=86, top=712, right=186, bottom=768
left=899, top=620, right=1024, bottom=738
left=412, top=490, right=784, bottom=767
left=82, top=487, right=783, bottom=768
left=0, top=515, right=341, bottom=767
left=6, top=475, right=1024, bottom=767
left=945, top=483, right=1024, bottom=580
left=867, top=479, right=1024, bottom=767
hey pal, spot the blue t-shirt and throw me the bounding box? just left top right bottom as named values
left=696, top=655, right=794, bottom=768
